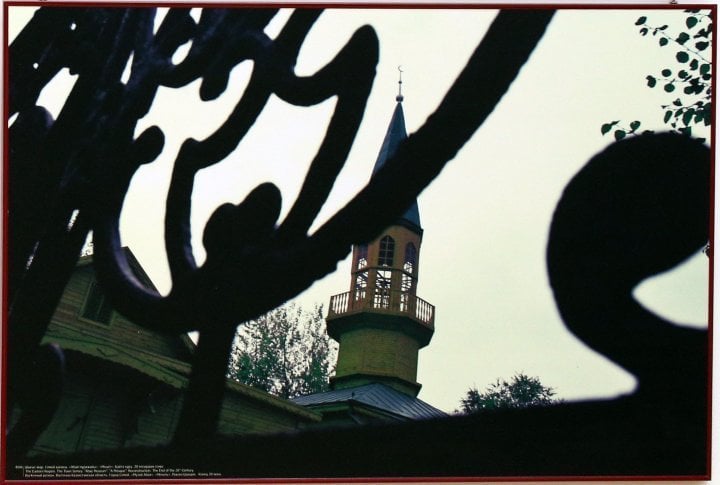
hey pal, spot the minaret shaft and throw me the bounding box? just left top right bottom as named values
left=325, top=92, right=435, bottom=397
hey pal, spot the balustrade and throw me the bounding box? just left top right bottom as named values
left=328, top=290, right=435, bottom=328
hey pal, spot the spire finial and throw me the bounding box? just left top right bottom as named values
left=396, top=65, right=404, bottom=102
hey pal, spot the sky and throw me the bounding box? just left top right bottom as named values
left=7, top=5, right=713, bottom=416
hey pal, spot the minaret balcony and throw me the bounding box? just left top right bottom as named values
left=327, top=289, right=435, bottom=329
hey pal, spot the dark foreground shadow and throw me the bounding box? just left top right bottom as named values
left=13, top=133, right=710, bottom=480
left=13, top=395, right=707, bottom=478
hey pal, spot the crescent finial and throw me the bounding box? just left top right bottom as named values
left=397, top=65, right=404, bottom=102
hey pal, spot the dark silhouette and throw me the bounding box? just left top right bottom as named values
left=459, top=373, right=557, bottom=413
left=548, top=133, right=709, bottom=403
left=5, top=6, right=710, bottom=479
left=6, top=6, right=554, bottom=459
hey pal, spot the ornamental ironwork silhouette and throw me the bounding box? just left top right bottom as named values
left=6, top=6, right=710, bottom=478
left=7, top=7, right=554, bottom=457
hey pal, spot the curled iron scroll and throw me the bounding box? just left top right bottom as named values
left=548, top=133, right=709, bottom=401
left=8, top=7, right=557, bottom=453
left=7, top=5, right=711, bottom=467
left=10, top=7, right=553, bottom=450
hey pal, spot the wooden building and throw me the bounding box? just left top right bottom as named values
left=11, top=90, right=444, bottom=457
left=10, top=249, right=320, bottom=457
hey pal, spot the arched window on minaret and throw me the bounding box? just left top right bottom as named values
left=375, top=236, right=395, bottom=308
left=401, top=243, right=417, bottom=311
left=403, top=243, right=417, bottom=275
left=356, top=244, right=368, bottom=269
left=378, top=236, right=395, bottom=266
left=353, top=244, right=368, bottom=303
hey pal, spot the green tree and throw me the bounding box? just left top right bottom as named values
left=601, top=9, right=712, bottom=141
left=458, top=373, right=557, bottom=414
left=227, top=302, right=338, bottom=399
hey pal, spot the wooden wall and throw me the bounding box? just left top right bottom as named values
left=18, top=259, right=320, bottom=458
left=48, top=264, right=192, bottom=362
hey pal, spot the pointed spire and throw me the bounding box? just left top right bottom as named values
left=371, top=69, right=421, bottom=232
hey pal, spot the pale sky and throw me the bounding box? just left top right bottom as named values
left=8, top=6, right=712, bottom=416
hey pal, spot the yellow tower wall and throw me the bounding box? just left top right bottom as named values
left=334, top=326, right=420, bottom=385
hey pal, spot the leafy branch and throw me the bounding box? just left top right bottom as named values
left=636, top=14, right=711, bottom=64
left=601, top=120, right=650, bottom=141
left=602, top=9, right=712, bottom=141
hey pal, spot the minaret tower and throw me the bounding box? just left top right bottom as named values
left=326, top=73, right=435, bottom=397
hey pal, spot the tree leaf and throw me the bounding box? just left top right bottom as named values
left=659, top=37, right=669, bottom=47
left=676, top=51, right=690, bottom=63
left=636, top=16, right=647, bottom=25
left=601, top=122, right=617, bottom=135
left=694, top=27, right=709, bottom=39
left=677, top=32, right=690, bottom=44
left=686, top=16, right=698, bottom=28
left=664, top=83, right=675, bottom=92
left=683, top=109, right=695, bottom=126
left=646, top=75, right=657, bottom=87
left=673, top=98, right=683, bottom=106
left=696, top=41, right=709, bottom=51
left=614, top=129, right=626, bottom=141
left=661, top=68, right=672, bottom=77
left=664, top=110, right=673, bottom=123
left=630, top=120, right=641, bottom=131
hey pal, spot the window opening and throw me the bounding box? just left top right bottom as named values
left=400, top=243, right=417, bottom=312
left=82, top=281, right=113, bottom=324
left=404, top=243, right=417, bottom=273
left=356, top=244, right=368, bottom=269
left=374, top=269, right=392, bottom=309
left=354, top=270, right=368, bottom=302
left=400, top=291, right=411, bottom=312
left=379, top=236, right=395, bottom=267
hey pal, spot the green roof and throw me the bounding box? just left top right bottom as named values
left=292, top=383, right=446, bottom=421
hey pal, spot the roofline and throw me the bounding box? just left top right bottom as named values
left=78, top=247, right=157, bottom=291
left=394, top=218, right=424, bottom=236
left=45, top=328, right=317, bottom=421
left=300, top=399, right=414, bottom=422
left=77, top=246, right=197, bottom=355
left=293, top=383, right=448, bottom=420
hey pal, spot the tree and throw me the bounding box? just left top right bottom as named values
left=227, top=302, right=338, bottom=399
left=601, top=9, right=712, bottom=141
left=458, top=373, right=557, bottom=414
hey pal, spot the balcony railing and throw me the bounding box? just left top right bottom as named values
left=328, top=289, right=435, bottom=328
